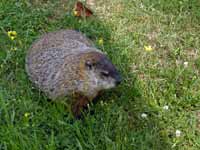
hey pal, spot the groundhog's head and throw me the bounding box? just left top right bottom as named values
left=80, top=51, right=122, bottom=92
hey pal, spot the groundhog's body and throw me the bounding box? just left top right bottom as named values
left=26, top=29, right=121, bottom=117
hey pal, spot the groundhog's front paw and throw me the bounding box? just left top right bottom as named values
left=72, top=97, right=89, bottom=119
left=72, top=104, right=83, bottom=119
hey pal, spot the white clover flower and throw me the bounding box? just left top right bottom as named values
left=100, top=101, right=104, bottom=106
left=140, top=3, right=144, bottom=9
left=183, top=61, right=188, bottom=68
left=87, top=103, right=90, bottom=108
left=163, top=105, right=169, bottom=110
left=141, top=113, right=147, bottom=118
left=175, top=130, right=181, bottom=137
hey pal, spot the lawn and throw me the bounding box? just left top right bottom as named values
left=0, top=0, right=200, bottom=149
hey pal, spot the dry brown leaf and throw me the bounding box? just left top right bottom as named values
left=74, top=1, right=93, bottom=18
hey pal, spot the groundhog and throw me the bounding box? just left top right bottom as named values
left=26, top=29, right=121, bottom=117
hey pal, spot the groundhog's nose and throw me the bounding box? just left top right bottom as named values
left=115, top=74, right=122, bottom=85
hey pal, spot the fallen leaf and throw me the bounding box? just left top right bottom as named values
left=73, top=1, right=93, bottom=18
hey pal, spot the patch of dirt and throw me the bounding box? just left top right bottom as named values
left=50, top=0, right=70, bottom=20
left=29, top=0, right=71, bottom=20
left=186, top=48, right=198, bottom=60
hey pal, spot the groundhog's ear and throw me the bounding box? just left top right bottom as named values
left=85, top=60, right=93, bottom=70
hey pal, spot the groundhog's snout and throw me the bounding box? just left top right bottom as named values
left=115, top=74, right=122, bottom=85
left=114, top=72, right=122, bottom=86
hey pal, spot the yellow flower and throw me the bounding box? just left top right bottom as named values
left=7, top=31, right=17, bottom=40
left=8, top=31, right=17, bottom=36
left=98, top=38, right=104, bottom=45
left=10, top=36, right=15, bottom=40
left=24, top=112, right=30, bottom=117
left=11, top=47, right=17, bottom=51
left=73, top=10, right=79, bottom=16
left=144, top=45, right=153, bottom=52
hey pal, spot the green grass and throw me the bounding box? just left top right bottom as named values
left=0, top=0, right=200, bottom=149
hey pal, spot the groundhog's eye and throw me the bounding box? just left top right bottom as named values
left=101, top=71, right=109, bottom=77
left=85, top=61, right=93, bottom=70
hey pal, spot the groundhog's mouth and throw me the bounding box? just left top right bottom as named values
left=115, top=76, right=122, bottom=86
